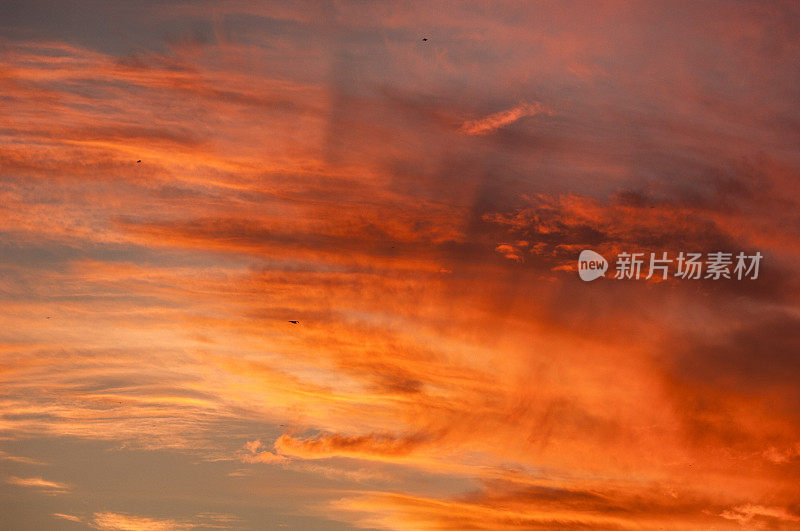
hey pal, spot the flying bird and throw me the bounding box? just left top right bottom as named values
left=288, top=320, right=299, bottom=324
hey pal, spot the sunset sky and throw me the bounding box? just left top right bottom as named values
left=2, top=1, right=800, bottom=529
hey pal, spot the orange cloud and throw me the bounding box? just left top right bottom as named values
left=275, top=432, right=432, bottom=461
left=459, top=102, right=549, bottom=135
left=90, top=512, right=190, bottom=531
left=239, top=440, right=289, bottom=464
left=53, top=513, right=82, bottom=522
left=6, top=476, right=71, bottom=493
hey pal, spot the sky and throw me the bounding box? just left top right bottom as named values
left=2, top=1, right=800, bottom=529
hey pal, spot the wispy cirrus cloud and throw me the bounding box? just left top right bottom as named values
left=53, top=513, right=82, bottom=522
left=90, top=512, right=190, bottom=531
left=720, top=504, right=800, bottom=527
left=458, top=102, right=549, bottom=135
left=6, top=476, right=70, bottom=493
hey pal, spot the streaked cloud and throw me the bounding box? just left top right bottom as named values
left=720, top=504, right=800, bottom=527
left=90, top=512, right=190, bottom=531
left=53, top=513, right=82, bottom=522
left=459, top=102, right=549, bottom=135
left=6, top=476, right=70, bottom=493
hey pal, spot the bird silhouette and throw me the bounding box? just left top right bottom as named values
left=288, top=320, right=299, bottom=324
